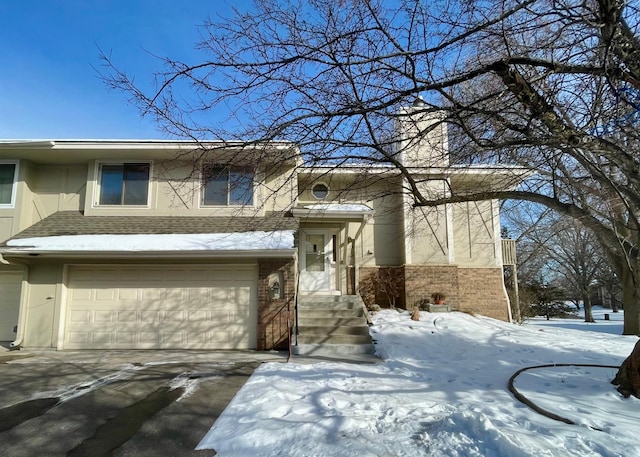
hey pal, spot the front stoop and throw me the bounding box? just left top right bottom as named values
left=293, top=295, right=376, bottom=356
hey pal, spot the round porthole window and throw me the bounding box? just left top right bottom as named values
left=311, top=182, right=329, bottom=200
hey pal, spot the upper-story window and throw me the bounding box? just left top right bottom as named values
left=0, top=162, right=18, bottom=207
left=312, top=182, right=329, bottom=200
left=202, top=164, right=254, bottom=206
left=98, top=162, right=150, bottom=206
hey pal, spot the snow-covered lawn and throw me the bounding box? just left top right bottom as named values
left=198, top=307, right=640, bottom=456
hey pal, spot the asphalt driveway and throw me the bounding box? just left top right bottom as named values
left=0, top=349, right=287, bottom=457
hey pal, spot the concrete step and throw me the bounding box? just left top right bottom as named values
left=295, top=294, right=373, bottom=351
left=298, top=300, right=361, bottom=310
left=297, top=317, right=367, bottom=326
left=292, top=343, right=377, bottom=357
left=296, top=334, right=374, bottom=345
left=298, top=294, right=361, bottom=302
left=297, top=325, right=371, bottom=336
left=299, top=309, right=364, bottom=318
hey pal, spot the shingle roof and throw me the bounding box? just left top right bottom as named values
left=7, top=211, right=299, bottom=241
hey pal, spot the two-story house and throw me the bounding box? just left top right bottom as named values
left=0, top=106, right=528, bottom=353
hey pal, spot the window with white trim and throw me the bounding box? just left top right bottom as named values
left=98, top=162, right=150, bottom=206
left=312, top=182, right=329, bottom=200
left=0, top=162, right=17, bottom=206
left=202, top=164, right=254, bottom=206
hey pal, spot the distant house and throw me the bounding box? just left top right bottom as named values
left=0, top=106, right=528, bottom=352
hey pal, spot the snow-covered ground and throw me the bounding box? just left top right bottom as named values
left=198, top=306, right=640, bottom=456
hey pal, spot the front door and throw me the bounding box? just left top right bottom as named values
left=300, top=230, right=333, bottom=292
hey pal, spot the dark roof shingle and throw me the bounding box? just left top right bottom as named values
left=8, top=211, right=298, bottom=241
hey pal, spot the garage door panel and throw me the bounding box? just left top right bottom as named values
left=166, top=288, right=185, bottom=302
left=69, top=309, right=91, bottom=324
left=162, top=310, right=186, bottom=322
left=92, top=332, right=112, bottom=345
left=118, top=288, right=139, bottom=301
left=139, top=332, right=159, bottom=344
left=187, top=332, right=207, bottom=344
left=95, top=289, right=117, bottom=301
left=64, top=265, right=257, bottom=350
left=185, top=288, right=210, bottom=302
left=95, top=310, right=115, bottom=323
left=140, top=288, right=165, bottom=302
left=70, top=288, right=92, bottom=301
left=117, top=310, right=136, bottom=322
left=189, top=310, right=207, bottom=321
left=161, top=331, right=183, bottom=345
left=115, top=332, right=136, bottom=344
left=67, top=332, right=89, bottom=344
left=141, top=310, right=159, bottom=322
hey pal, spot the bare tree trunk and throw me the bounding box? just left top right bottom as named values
left=621, top=265, right=640, bottom=335
left=611, top=339, right=640, bottom=399
left=583, top=293, right=595, bottom=323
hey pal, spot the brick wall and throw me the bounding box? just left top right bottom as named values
left=356, top=264, right=510, bottom=322
left=257, top=259, right=295, bottom=350
left=457, top=268, right=510, bottom=320
left=403, top=265, right=459, bottom=310
left=358, top=266, right=406, bottom=309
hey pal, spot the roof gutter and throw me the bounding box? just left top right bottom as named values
left=0, top=248, right=298, bottom=259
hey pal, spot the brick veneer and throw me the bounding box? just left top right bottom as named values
left=358, top=264, right=510, bottom=322
left=257, top=259, right=295, bottom=350
left=403, top=265, right=459, bottom=310
left=457, top=268, right=510, bottom=320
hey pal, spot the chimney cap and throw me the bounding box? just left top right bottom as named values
left=412, top=96, right=425, bottom=107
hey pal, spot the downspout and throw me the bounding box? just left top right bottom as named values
left=0, top=254, right=29, bottom=349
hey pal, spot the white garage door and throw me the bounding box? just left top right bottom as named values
left=64, top=265, right=257, bottom=350
left=0, top=272, right=21, bottom=341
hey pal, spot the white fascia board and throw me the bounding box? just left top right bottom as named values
left=299, top=165, right=396, bottom=175
left=299, top=164, right=532, bottom=178
left=0, top=249, right=297, bottom=259
left=0, top=140, right=56, bottom=148
left=0, top=139, right=301, bottom=165
left=0, top=139, right=297, bottom=150
left=291, top=208, right=372, bottom=220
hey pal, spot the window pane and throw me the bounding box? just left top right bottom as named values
left=229, top=169, right=254, bottom=205
left=203, top=166, right=228, bottom=205
left=122, top=163, right=150, bottom=205
left=305, top=234, right=325, bottom=272
left=0, top=164, right=15, bottom=205
left=312, top=183, right=329, bottom=200
left=99, top=165, right=124, bottom=205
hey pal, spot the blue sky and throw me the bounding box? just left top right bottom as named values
left=0, top=1, right=249, bottom=139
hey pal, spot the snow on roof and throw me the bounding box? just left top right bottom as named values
left=5, top=231, right=295, bottom=252
left=302, top=203, right=372, bottom=212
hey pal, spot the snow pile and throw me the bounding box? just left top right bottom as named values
left=198, top=309, right=640, bottom=456
left=36, top=364, right=146, bottom=403
left=5, top=230, right=296, bottom=252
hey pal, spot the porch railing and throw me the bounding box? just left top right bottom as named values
left=502, top=239, right=517, bottom=266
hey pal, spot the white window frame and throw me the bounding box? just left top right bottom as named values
left=94, top=160, right=153, bottom=208
left=200, top=164, right=255, bottom=207
left=0, top=160, right=19, bottom=208
left=311, top=182, right=330, bottom=200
